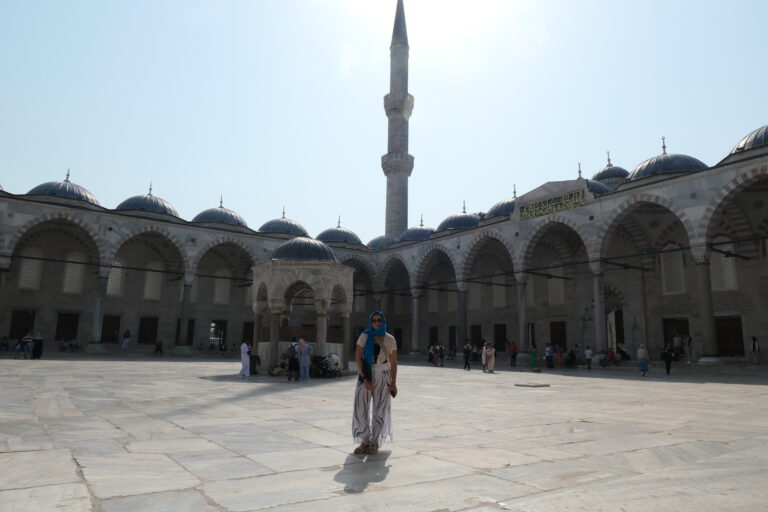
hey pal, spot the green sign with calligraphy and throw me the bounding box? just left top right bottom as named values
left=519, top=190, right=585, bottom=221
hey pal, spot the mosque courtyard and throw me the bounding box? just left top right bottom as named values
left=1, top=353, right=767, bottom=512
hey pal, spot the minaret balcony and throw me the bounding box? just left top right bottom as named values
left=384, top=93, right=414, bottom=117
left=381, top=153, right=414, bottom=176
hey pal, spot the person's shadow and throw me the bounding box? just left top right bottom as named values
left=334, top=452, right=391, bottom=493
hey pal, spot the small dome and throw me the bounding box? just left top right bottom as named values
left=116, top=188, right=178, bottom=217
left=592, top=164, right=629, bottom=181
left=192, top=201, right=248, bottom=227
left=259, top=210, right=308, bottom=236
left=272, top=236, right=337, bottom=263
left=586, top=179, right=611, bottom=196
left=316, top=220, right=363, bottom=245
left=628, top=140, right=707, bottom=182
left=399, top=225, right=434, bottom=242
left=367, top=235, right=398, bottom=250
left=437, top=204, right=479, bottom=232
left=486, top=198, right=516, bottom=218
left=27, top=171, right=99, bottom=205
left=731, top=125, right=768, bottom=155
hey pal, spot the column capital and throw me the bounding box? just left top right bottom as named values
left=588, top=261, right=603, bottom=275
left=514, top=272, right=528, bottom=285
left=455, top=281, right=468, bottom=292
left=314, top=298, right=329, bottom=316
left=689, top=243, right=711, bottom=264
left=183, top=273, right=195, bottom=286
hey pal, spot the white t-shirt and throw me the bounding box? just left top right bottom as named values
left=357, top=332, right=397, bottom=364
left=584, top=349, right=593, bottom=360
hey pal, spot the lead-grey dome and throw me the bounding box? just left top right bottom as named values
left=116, top=189, right=178, bottom=217
left=316, top=223, right=363, bottom=245
left=27, top=172, right=99, bottom=205
left=592, top=164, right=629, bottom=181
left=367, top=235, right=398, bottom=250
left=586, top=179, right=611, bottom=195
left=193, top=203, right=248, bottom=227
left=399, top=223, right=434, bottom=242
left=730, top=125, right=768, bottom=155
left=628, top=141, right=707, bottom=182
left=486, top=198, right=516, bottom=218
left=259, top=212, right=308, bottom=237
left=437, top=205, right=480, bottom=232
left=272, top=236, right=337, bottom=263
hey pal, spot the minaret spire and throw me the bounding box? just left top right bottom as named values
left=382, top=0, right=414, bottom=239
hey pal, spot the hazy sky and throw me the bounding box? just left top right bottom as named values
left=1, top=0, right=766, bottom=244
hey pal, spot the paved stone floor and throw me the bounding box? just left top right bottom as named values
left=1, top=352, right=767, bottom=511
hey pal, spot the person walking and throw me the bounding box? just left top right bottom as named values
left=462, top=342, right=472, bottom=370
left=481, top=340, right=488, bottom=372
left=660, top=345, right=674, bottom=375
left=297, top=339, right=313, bottom=382
left=239, top=341, right=251, bottom=378
left=637, top=344, right=649, bottom=376
left=484, top=342, right=496, bottom=373
left=751, top=336, right=760, bottom=364
left=287, top=339, right=299, bottom=381
left=509, top=341, right=517, bottom=367
left=584, top=346, right=593, bottom=371
left=352, top=310, right=397, bottom=455
left=154, top=339, right=164, bottom=356
left=121, top=330, right=131, bottom=350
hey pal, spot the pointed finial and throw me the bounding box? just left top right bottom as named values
left=65, top=168, right=71, bottom=182
left=148, top=182, right=153, bottom=196
left=282, top=206, right=286, bottom=219
left=462, top=200, right=467, bottom=214
left=420, top=214, right=424, bottom=227
left=337, top=215, right=341, bottom=228
left=219, top=195, right=223, bottom=208
left=392, top=0, right=409, bottom=47
left=578, top=162, right=582, bottom=179
left=513, top=184, right=517, bottom=199
left=606, top=151, right=612, bottom=166
left=662, top=136, right=667, bottom=155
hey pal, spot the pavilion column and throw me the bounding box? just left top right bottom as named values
left=341, top=311, right=351, bottom=370
left=515, top=273, right=528, bottom=352
left=178, top=282, right=192, bottom=346
left=692, top=246, right=719, bottom=360
left=410, top=289, right=420, bottom=353
left=456, top=282, right=468, bottom=353
left=315, top=298, right=328, bottom=355
left=253, top=304, right=263, bottom=343
left=90, top=275, right=109, bottom=343
left=592, top=270, right=607, bottom=352
left=269, top=305, right=282, bottom=369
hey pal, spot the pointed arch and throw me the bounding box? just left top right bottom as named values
left=518, top=215, right=591, bottom=271
left=190, top=235, right=258, bottom=274
left=106, top=224, right=188, bottom=274
left=414, top=242, right=461, bottom=288
left=5, top=212, right=102, bottom=263
left=697, top=167, right=768, bottom=240
left=460, top=230, right=516, bottom=279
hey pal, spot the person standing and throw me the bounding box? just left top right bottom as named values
left=484, top=342, right=496, bottom=373
left=154, top=339, right=164, bottom=356
left=352, top=311, right=397, bottom=455
left=239, top=341, right=250, bottom=378
left=660, top=345, right=674, bottom=375
left=637, top=344, right=649, bottom=376
left=22, top=332, right=32, bottom=359
left=297, top=339, right=313, bottom=382
left=121, top=330, right=131, bottom=350
left=584, top=346, right=593, bottom=371
left=545, top=343, right=554, bottom=369
left=751, top=336, right=760, bottom=364
left=287, top=339, right=299, bottom=381
left=437, top=344, right=445, bottom=367
left=529, top=342, right=540, bottom=372
left=555, top=344, right=564, bottom=367
left=509, top=341, right=518, bottom=367
left=462, top=342, right=472, bottom=370
left=481, top=340, right=488, bottom=372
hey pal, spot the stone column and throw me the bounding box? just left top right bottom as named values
left=90, top=275, right=109, bottom=343
left=593, top=271, right=607, bottom=352
left=253, top=305, right=263, bottom=343
left=456, top=284, right=468, bottom=353
left=178, top=282, right=192, bottom=346
left=692, top=248, right=719, bottom=360
left=269, top=305, right=282, bottom=369
left=315, top=299, right=328, bottom=355
left=372, top=293, right=383, bottom=311
left=410, top=290, right=420, bottom=353
left=515, top=273, right=528, bottom=352
left=341, top=311, right=351, bottom=370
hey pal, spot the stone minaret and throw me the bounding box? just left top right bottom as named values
left=382, top=0, right=414, bottom=239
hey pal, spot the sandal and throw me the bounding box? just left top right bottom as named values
left=365, top=444, right=379, bottom=455
left=353, top=442, right=369, bottom=455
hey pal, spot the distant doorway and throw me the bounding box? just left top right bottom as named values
left=470, top=324, right=482, bottom=346
left=9, top=309, right=35, bottom=340
left=715, top=316, right=744, bottom=357
left=175, top=318, right=195, bottom=345
left=138, top=317, right=159, bottom=345
left=429, top=326, right=438, bottom=345
left=662, top=318, right=689, bottom=349
left=550, top=321, right=567, bottom=350
left=210, top=320, right=227, bottom=349
left=449, top=325, right=456, bottom=351
left=493, top=324, right=507, bottom=352
left=55, top=312, right=80, bottom=341
left=101, top=315, right=121, bottom=343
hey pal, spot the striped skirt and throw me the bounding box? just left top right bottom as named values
left=352, top=362, right=393, bottom=446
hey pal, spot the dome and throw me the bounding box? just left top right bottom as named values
left=367, top=235, right=398, bottom=250
left=586, top=179, right=611, bottom=195
left=272, top=236, right=337, bottom=263
left=192, top=201, right=248, bottom=227
left=116, top=187, right=178, bottom=217
left=259, top=211, right=308, bottom=236
left=437, top=204, right=479, bottom=232
left=399, top=224, right=434, bottom=242
left=486, top=198, right=516, bottom=218
left=628, top=141, right=707, bottom=181
left=27, top=171, right=99, bottom=205
left=316, top=221, right=363, bottom=245
left=731, top=125, right=768, bottom=155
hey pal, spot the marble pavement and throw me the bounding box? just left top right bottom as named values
left=1, top=353, right=767, bottom=511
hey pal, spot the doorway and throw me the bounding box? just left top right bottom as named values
left=393, top=327, right=403, bottom=351
left=493, top=323, right=507, bottom=352
left=550, top=321, right=567, bottom=350
left=138, top=316, right=159, bottom=345
left=470, top=324, right=482, bottom=347
left=210, top=320, right=228, bottom=349
left=9, top=309, right=35, bottom=340
left=101, top=315, right=121, bottom=343
left=662, top=318, right=689, bottom=349
left=55, top=312, right=80, bottom=341
left=715, top=316, right=744, bottom=357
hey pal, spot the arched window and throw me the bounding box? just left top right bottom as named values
left=107, top=259, right=125, bottom=296
left=710, top=238, right=737, bottom=291
left=661, top=248, right=685, bottom=295
left=62, top=251, right=85, bottom=294
left=548, top=267, right=564, bottom=305
left=213, top=267, right=231, bottom=305
left=144, top=261, right=163, bottom=300
left=18, top=247, right=43, bottom=290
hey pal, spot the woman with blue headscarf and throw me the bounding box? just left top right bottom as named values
left=352, top=310, right=398, bottom=455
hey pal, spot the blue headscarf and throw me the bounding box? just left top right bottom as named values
left=361, top=310, right=387, bottom=381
